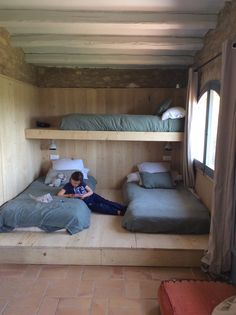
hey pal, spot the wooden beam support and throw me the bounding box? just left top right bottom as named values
left=12, top=35, right=203, bottom=51
left=25, top=129, right=184, bottom=142
left=0, top=9, right=216, bottom=26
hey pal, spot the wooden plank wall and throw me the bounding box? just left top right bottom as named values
left=0, top=74, right=41, bottom=205
left=39, top=88, right=186, bottom=189
left=195, top=169, right=213, bottom=210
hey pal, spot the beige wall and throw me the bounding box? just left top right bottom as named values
left=0, top=74, right=41, bottom=205
left=38, top=87, right=186, bottom=189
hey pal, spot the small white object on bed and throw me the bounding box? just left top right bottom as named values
left=161, top=107, right=186, bottom=120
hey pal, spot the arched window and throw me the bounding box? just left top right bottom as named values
left=191, top=80, right=220, bottom=177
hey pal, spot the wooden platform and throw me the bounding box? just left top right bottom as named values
left=25, top=128, right=184, bottom=142
left=0, top=189, right=208, bottom=267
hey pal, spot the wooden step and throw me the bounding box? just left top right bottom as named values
left=0, top=189, right=208, bottom=266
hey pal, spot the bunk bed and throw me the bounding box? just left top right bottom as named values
left=25, top=113, right=185, bottom=142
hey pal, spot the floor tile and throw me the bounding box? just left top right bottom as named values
left=108, top=297, right=144, bottom=315
left=82, top=266, right=113, bottom=280
left=55, top=298, right=92, bottom=315
left=39, top=265, right=69, bottom=279
left=0, top=298, right=8, bottom=314
left=139, top=280, right=161, bottom=299
left=3, top=305, right=37, bottom=315
left=0, top=264, right=200, bottom=315
left=22, top=265, right=42, bottom=280
left=37, top=297, right=59, bottom=315
left=124, top=280, right=140, bottom=299
left=123, top=266, right=152, bottom=280
left=0, top=264, right=27, bottom=278
left=46, top=279, right=79, bottom=298
left=91, top=298, right=108, bottom=315
left=151, top=267, right=195, bottom=280
left=66, top=265, right=83, bottom=281
left=77, top=280, right=94, bottom=297
left=94, top=279, right=124, bottom=298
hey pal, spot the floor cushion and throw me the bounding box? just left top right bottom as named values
left=158, top=280, right=236, bottom=315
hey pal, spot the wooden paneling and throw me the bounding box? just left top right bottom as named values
left=38, top=87, right=186, bottom=188
left=0, top=74, right=41, bottom=205
left=37, top=87, right=186, bottom=126
left=195, top=168, right=213, bottom=211
left=41, top=140, right=172, bottom=189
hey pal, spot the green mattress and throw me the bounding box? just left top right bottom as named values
left=60, top=114, right=184, bottom=132
left=0, top=176, right=96, bottom=235
left=122, top=182, right=210, bottom=234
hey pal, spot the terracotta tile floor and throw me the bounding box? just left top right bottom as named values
left=0, top=264, right=208, bottom=315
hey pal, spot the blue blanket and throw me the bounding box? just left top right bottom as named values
left=122, top=182, right=210, bottom=234
left=0, top=176, right=96, bottom=234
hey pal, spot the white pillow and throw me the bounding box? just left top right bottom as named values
left=44, top=168, right=89, bottom=185
left=137, top=162, right=170, bottom=173
left=161, top=107, right=186, bottom=120
left=127, top=172, right=140, bottom=183
left=52, top=159, right=84, bottom=171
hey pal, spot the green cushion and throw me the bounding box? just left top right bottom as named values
left=140, top=171, right=174, bottom=189
left=156, top=98, right=172, bottom=116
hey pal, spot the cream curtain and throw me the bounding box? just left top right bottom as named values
left=183, top=68, right=198, bottom=188
left=202, top=39, right=236, bottom=275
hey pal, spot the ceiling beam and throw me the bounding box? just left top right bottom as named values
left=0, top=10, right=216, bottom=37
left=0, top=10, right=217, bottom=25
left=0, top=0, right=225, bottom=14
left=11, top=35, right=203, bottom=51
left=23, top=46, right=197, bottom=56
left=25, top=53, right=194, bottom=67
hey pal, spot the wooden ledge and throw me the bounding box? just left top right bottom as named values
left=25, top=128, right=184, bottom=142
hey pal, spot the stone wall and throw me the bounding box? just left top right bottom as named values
left=36, top=67, right=188, bottom=88
left=195, top=0, right=236, bottom=88
left=0, top=27, right=37, bottom=84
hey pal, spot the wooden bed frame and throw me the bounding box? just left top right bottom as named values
left=25, top=128, right=184, bottom=142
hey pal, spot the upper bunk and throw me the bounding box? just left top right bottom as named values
left=25, top=113, right=185, bottom=142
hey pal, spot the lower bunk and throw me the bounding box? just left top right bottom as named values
left=122, top=182, right=210, bottom=234
left=0, top=178, right=209, bottom=266
left=0, top=176, right=96, bottom=234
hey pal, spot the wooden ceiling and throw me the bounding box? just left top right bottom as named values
left=0, top=0, right=227, bottom=68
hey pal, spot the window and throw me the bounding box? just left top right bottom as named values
left=192, top=80, right=220, bottom=177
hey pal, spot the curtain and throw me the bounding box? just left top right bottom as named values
left=202, top=39, right=236, bottom=275
left=183, top=68, right=198, bottom=188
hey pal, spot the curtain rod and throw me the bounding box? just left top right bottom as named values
left=194, top=41, right=236, bottom=72
left=194, top=52, right=222, bottom=72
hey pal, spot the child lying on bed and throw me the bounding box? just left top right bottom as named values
left=57, top=171, right=127, bottom=216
